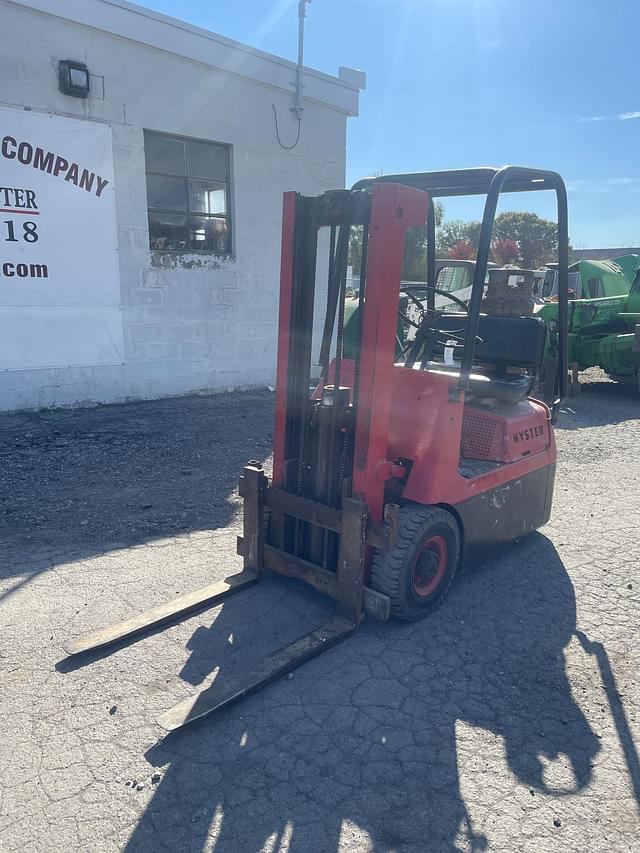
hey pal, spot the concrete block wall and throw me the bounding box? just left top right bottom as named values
left=0, top=0, right=358, bottom=410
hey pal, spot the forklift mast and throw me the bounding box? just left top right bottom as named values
left=273, top=183, right=429, bottom=524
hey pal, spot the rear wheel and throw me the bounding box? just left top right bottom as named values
left=371, top=504, right=460, bottom=621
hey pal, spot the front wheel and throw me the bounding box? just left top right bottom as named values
left=371, top=504, right=461, bottom=621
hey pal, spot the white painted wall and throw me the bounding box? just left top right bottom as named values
left=0, top=0, right=361, bottom=410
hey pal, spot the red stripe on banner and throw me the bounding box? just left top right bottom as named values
left=0, top=208, right=40, bottom=215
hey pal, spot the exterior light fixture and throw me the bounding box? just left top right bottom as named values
left=58, top=60, right=90, bottom=98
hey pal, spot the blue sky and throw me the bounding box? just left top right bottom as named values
left=138, top=0, right=640, bottom=247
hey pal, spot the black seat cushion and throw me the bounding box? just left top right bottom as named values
left=427, top=368, right=535, bottom=404
left=435, top=314, right=546, bottom=368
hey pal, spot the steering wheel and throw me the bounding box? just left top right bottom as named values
left=397, top=286, right=472, bottom=364
left=398, top=285, right=482, bottom=367
left=402, top=284, right=469, bottom=314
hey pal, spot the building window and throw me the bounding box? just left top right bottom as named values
left=144, top=130, right=231, bottom=254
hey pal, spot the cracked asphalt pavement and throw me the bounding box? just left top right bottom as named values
left=1, top=371, right=638, bottom=852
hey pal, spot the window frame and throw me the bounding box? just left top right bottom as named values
left=143, top=129, right=233, bottom=256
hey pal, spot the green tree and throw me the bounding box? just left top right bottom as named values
left=491, top=238, right=520, bottom=266
left=448, top=240, right=476, bottom=260
left=434, top=211, right=564, bottom=268
left=402, top=227, right=427, bottom=280
left=436, top=220, right=482, bottom=257
left=492, top=212, right=559, bottom=268
left=402, top=200, right=444, bottom=280
left=349, top=200, right=444, bottom=280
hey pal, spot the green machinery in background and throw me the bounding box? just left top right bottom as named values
left=539, top=254, right=640, bottom=389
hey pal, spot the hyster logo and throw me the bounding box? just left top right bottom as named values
left=512, top=424, right=545, bottom=444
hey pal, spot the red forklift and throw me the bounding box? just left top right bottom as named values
left=65, top=166, right=569, bottom=732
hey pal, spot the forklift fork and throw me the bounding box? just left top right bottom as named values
left=158, top=617, right=356, bottom=731
left=63, top=572, right=258, bottom=657
left=64, top=464, right=395, bottom=731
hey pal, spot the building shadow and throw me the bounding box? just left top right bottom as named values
left=0, top=391, right=275, bottom=588
left=123, top=533, right=604, bottom=853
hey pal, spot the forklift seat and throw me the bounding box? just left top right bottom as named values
left=435, top=314, right=547, bottom=368
left=424, top=314, right=545, bottom=404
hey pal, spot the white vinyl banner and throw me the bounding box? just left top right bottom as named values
left=0, top=106, right=123, bottom=371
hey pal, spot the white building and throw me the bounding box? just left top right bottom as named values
left=0, top=0, right=363, bottom=410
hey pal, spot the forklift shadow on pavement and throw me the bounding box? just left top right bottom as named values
left=123, top=532, right=602, bottom=853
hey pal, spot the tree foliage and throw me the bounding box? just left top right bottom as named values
left=435, top=211, right=560, bottom=268
left=402, top=227, right=428, bottom=280
left=448, top=240, right=476, bottom=260
left=492, top=212, right=559, bottom=269
left=491, top=238, right=520, bottom=266
left=436, top=220, right=482, bottom=257
left=348, top=202, right=560, bottom=277
left=400, top=199, right=445, bottom=279
left=348, top=200, right=444, bottom=280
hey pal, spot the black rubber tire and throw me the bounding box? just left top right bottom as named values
left=371, top=504, right=461, bottom=622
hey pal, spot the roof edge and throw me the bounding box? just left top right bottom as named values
left=5, top=0, right=363, bottom=114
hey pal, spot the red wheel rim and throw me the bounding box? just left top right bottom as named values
left=412, top=534, right=448, bottom=597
